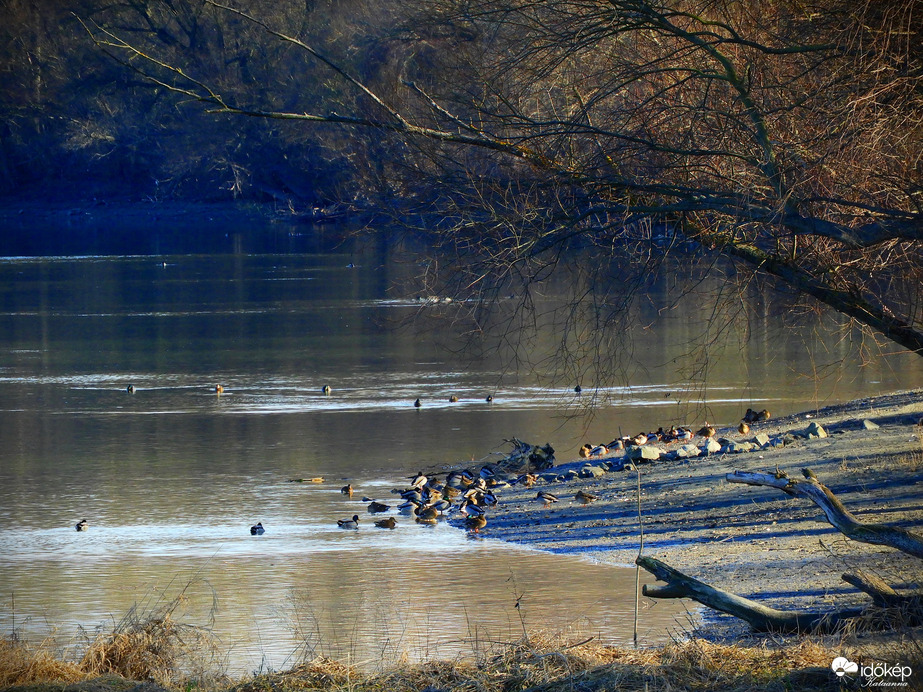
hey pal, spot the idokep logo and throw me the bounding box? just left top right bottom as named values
left=832, top=656, right=914, bottom=687
left=832, top=657, right=858, bottom=677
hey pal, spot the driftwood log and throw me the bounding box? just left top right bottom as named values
left=726, top=467, right=923, bottom=558
left=637, top=468, right=923, bottom=633
left=637, top=556, right=866, bottom=633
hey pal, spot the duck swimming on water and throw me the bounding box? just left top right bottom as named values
left=75, top=519, right=88, bottom=531
left=337, top=515, right=360, bottom=529
left=250, top=522, right=265, bottom=535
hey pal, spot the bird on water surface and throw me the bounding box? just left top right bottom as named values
left=414, top=398, right=422, bottom=408
left=338, top=515, right=360, bottom=529
left=374, top=517, right=397, bottom=529
left=250, top=522, right=265, bottom=535
left=75, top=519, right=88, bottom=531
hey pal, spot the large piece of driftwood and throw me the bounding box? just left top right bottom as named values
left=726, top=468, right=923, bottom=559
left=637, top=556, right=864, bottom=633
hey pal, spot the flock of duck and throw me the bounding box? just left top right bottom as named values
left=576, top=408, right=771, bottom=458
left=87, top=392, right=771, bottom=537
left=329, top=468, right=504, bottom=534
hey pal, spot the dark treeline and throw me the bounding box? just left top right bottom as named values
left=0, top=0, right=424, bottom=208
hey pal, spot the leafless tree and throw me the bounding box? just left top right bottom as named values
left=80, top=0, right=923, bottom=368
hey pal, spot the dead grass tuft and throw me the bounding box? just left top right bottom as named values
left=0, top=636, right=86, bottom=687
left=80, top=611, right=216, bottom=685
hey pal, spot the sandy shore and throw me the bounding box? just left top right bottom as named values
left=462, top=389, right=923, bottom=639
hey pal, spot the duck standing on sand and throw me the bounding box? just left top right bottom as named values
left=575, top=490, right=598, bottom=504
left=337, top=515, right=360, bottom=529
left=536, top=490, right=559, bottom=508
left=75, top=519, right=88, bottom=531
left=696, top=423, right=716, bottom=439
left=250, top=522, right=265, bottom=535
left=465, top=514, right=487, bottom=533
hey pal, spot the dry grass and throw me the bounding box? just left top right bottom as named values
left=0, top=635, right=86, bottom=688
left=1, top=580, right=229, bottom=691
left=231, top=635, right=847, bottom=692
left=3, top=623, right=856, bottom=692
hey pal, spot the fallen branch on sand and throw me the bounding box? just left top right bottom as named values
left=636, top=468, right=923, bottom=633
left=726, top=467, right=923, bottom=558
left=637, top=555, right=866, bottom=633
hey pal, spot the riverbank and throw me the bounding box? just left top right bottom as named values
left=3, top=390, right=922, bottom=691
left=472, top=389, right=923, bottom=645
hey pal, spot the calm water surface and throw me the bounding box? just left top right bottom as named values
left=2, top=224, right=922, bottom=675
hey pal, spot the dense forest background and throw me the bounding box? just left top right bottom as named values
left=0, top=0, right=420, bottom=208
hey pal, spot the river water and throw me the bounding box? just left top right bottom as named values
left=1, top=218, right=921, bottom=676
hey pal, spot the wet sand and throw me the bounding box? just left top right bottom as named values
left=468, top=389, right=923, bottom=638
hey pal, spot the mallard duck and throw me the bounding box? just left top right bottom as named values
left=400, top=489, right=424, bottom=504
left=410, top=471, right=428, bottom=489
left=519, top=473, right=537, bottom=488
left=449, top=395, right=459, bottom=402
left=459, top=499, right=485, bottom=517
left=75, top=519, right=88, bottom=531
left=465, top=514, right=487, bottom=532
left=479, top=466, right=495, bottom=480
left=374, top=517, right=397, bottom=529
left=322, top=385, right=331, bottom=395
left=590, top=444, right=608, bottom=456
left=430, top=498, right=452, bottom=514
left=126, top=384, right=134, bottom=393
left=738, top=421, right=750, bottom=435
left=485, top=394, right=493, bottom=402
left=415, top=505, right=439, bottom=523
left=337, top=515, right=360, bottom=529
left=446, top=470, right=475, bottom=488
left=215, top=384, right=224, bottom=394
left=579, top=443, right=592, bottom=458
left=632, top=432, right=648, bottom=446
left=250, top=522, right=265, bottom=535
left=675, top=428, right=694, bottom=442
left=414, top=398, right=422, bottom=408
left=575, top=490, right=598, bottom=504
left=367, top=501, right=390, bottom=513
left=536, top=490, right=559, bottom=507
left=696, top=423, right=716, bottom=438
left=756, top=409, right=771, bottom=421
left=341, top=484, right=353, bottom=496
